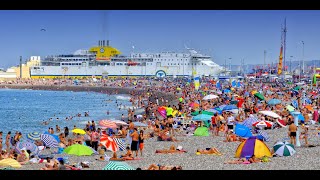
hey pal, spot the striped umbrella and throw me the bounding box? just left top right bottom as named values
left=44, top=132, right=60, bottom=143
left=0, top=158, right=21, bottom=168
left=273, top=141, right=296, bottom=156
left=111, top=120, right=128, bottom=126
left=15, top=141, right=39, bottom=155
left=114, top=138, right=126, bottom=151
left=40, top=134, right=59, bottom=148
left=241, top=117, right=259, bottom=129
left=100, top=134, right=119, bottom=152
left=103, top=161, right=134, bottom=170
left=27, top=132, right=41, bottom=141
left=257, top=130, right=270, bottom=142
left=99, top=120, right=117, bottom=129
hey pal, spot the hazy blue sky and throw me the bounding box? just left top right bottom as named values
left=0, top=10, right=319, bottom=68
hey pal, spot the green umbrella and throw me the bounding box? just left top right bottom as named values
left=286, top=105, right=295, bottom=112
left=103, top=161, right=134, bottom=170
left=63, top=144, right=93, bottom=156
left=202, top=111, right=214, bottom=116
left=273, top=141, right=296, bottom=157
left=194, top=127, right=209, bottom=136
left=294, top=86, right=301, bottom=90
left=191, top=111, right=200, bottom=116
left=254, top=92, right=264, bottom=100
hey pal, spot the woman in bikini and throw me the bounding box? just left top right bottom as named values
left=196, top=147, right=222, bottom=155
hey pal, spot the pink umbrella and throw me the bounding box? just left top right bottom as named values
left=99, top=120, right=117, bottom=129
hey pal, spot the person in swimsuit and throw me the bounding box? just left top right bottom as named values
left=288, top=121, right=297, bottom=145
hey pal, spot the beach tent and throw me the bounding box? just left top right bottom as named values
left=194, top=127, right=209, bottom=136
left=234, top=124, right=252, bottom=138
left=235, top=136, right=272, bottom=158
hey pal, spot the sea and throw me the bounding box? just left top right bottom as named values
left=0, top=88, right=133, bottom=139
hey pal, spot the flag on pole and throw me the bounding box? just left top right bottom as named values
left=194, top=76, right=200, bottom=91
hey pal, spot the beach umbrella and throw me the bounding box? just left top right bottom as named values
left=241, top=116, right=259, bottom=129
left=72, top=128, right=86, bottom=135
left=267, top=99, right=282, bottom=105
left=203, top=94, right=219, bottom=100
left=294, top=86, right=301, bottom=90
left=201, top=111, right=214, bottom=116
left=192, top=114, right=212, bottom=121
left=273, top=141, right=296, bottom=157
left=100, top=134, right=119, bottom=152
left=207, top=108, right=221, bottom=114
left=99, top=120, right=117, bottom=129
left=253, top=121, right=273, bottom=129
left=110, top=120, right=128, bottom=126
left=223, top=89, right=231, bottom=93
left=189, top=102, right=200, bottom=108
left=256, top=130, right=270, bottom=142
left=133, top=122, right=148, bottom=127
left=305, top=105, right=313, bottom=111
left=259, top=111, right=281, bottom=119
left=254, top=93, right=264, bottom=100
left=222, top=105, right=238, bottom=111
left=234, top=124, right=252, bottom=138
left=63, top=144, right=94, bottom=156
left=194, top=127, right=209, bottom=136
left=40, top=134, right=59, bottom=148
left=103, top=161, right=134, bottom=170
left=15, top=141, right=39, bottom=155
left=27, top=132, right=41, bottom=141
left=235, top=136, right=272, bottom=158
left=0, top=158, right=21, bottom=168
left=43, top=132, right=60, bottom=143
left=291, top=100, right=298, bottom=108
left=286, top=105, right=295, bottom=112
left=113, top=138, right=126, bottom=151
left=276, top=119, right=287, bottom=128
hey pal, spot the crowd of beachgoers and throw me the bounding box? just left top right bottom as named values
left=1, top=77, right=320, bottom=170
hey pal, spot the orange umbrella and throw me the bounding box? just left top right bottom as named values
left=305, top=105, right=313, bottom=112
left=99, top=120, right=117, bottom=129
left=100, top=134, right=119, bottom=152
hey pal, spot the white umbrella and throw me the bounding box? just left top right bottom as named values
left=203, top=94, right=219, bottom=100
left=110, top=120, right=128, bottom=126
left=259, top=110, right=281, bottom=119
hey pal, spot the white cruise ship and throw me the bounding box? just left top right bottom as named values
left=30, top=40, right=224, bottom=79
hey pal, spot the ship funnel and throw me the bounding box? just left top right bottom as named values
left=107, top=40, right=109, bottom=46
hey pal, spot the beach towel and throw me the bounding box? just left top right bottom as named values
left=155, top=150, right=187, bottom=153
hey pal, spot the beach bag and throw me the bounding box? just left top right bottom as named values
left=98, top=149, right=105, bottom=155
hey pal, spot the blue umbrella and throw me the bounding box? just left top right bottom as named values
left=257, top=130, right=270, bottom=142
left=289, top=112, right=305, bottom=122
left=44, top=132, right=60, bottom=143
left=223, top=89, right=231, bottom=93
left=292, top=100, right=298, bottom=108
left=241, top=117, right=259, bottom=129
left=192, top=114, right=212, bottom=121
left=267, top=99, right=282, bottom=105
left=223, top=105, right=238, bottom=111
left=234, top=124, right=252, bottom=138
left=133, top=122, right=148, bottom=127
left=40, top=134, right=59, bottom=148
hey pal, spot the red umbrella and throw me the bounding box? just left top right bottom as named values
left=276, top=119, right=286, bottom=128
left=252, top=121, right=273, bottom=128
left=99, top=120, right=117, bottom=129
left=100, top=134, right=119, bottom=152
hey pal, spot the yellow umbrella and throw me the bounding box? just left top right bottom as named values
left=72, top=128, right=86, bottom=135
left=0, top=158, right=21, bottom=168
left=251, top=90, right=258, bottom=95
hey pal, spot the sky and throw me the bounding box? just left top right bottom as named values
left=0, top=10, right=320, bottom=68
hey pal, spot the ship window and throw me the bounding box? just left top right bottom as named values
left=171, top=63, right=172, bottom=65
left=202, top=63, right=204, bottom=65
left=178, top=63, right=179, bottom=65
left=174, top=63, right=176, bottom=65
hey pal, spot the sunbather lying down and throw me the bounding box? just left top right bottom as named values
left=224, top=158, right=247, bottom=164
left=147, top=163, right=182, bottom=170
left=196, top=147, right=222, bottom=155
left=155, top=144, right=187, bottom=154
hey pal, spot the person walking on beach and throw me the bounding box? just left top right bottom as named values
left=288, top=121, right=297, bottom=145
left=91, top=128, right=100, bottom=151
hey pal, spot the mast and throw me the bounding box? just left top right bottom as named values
left=283, top=18, right=287, bottom=74
left=277, top=23, right=284, bottom=75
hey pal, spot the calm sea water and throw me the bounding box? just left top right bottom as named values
left=0, top=89, right=132, bottom=138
